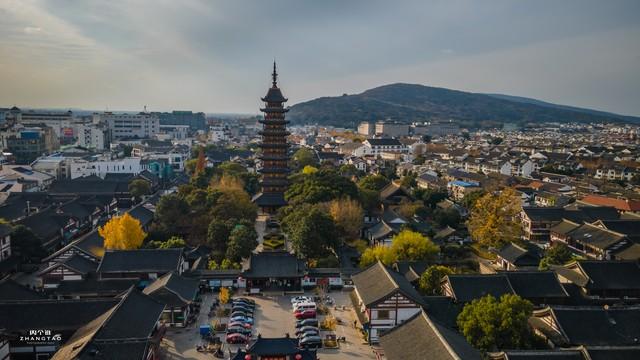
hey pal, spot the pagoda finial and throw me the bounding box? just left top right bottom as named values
left=272, top=60, right=278, bottom=87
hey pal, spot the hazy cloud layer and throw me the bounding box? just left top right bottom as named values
left=0, top=0, right=639, bottom=115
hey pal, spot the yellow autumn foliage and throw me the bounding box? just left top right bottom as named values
left=99, top=213, right=147, bottom=250
left=467, top=187, right=522, bottom=248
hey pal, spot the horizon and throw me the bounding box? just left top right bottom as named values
left=1, top=1, right=639, bottom=116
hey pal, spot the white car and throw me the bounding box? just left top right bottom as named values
left=290, top=296, right=312, bottom=304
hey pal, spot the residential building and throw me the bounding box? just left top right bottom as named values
left=6, top=126, right=59, bottom=164
left=354, top=138, right=407, bottom=156
left=357, top=121, right=375, bottom=136
left=154, top=110, right=206, bottom=131
left=76, top=122, right=110, bottom=150
left=412, top=120, right=460, bottom=137
left=16, top=108, right=75, bottom=143
left=447, top=180, right=481, bottom=201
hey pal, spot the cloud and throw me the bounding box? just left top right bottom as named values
left=23, top=26, right=42, bottom=34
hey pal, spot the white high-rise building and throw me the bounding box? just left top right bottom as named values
left=76, top=123, right=110, bottom=150
left=102, top=112, right=160, bottom=139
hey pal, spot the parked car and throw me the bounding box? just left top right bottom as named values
left=234, top=297, right=255, bottom=305
left=293, top=302, right=317, bottom=312
left=226, top=333, right=249, bottom=344
left=297, top=329, right=320, bottom=339
left=295, top=326, right=319, bottom=337
left=294, top=309, right=316, bottom=319
left=229, top=310, right=253, bottom=318
left=232, top=305, right=254, bottom=314
left=291, top=296, right=312, bottom=304
left=295, top=318, right=319, bottom=328
left=233, top=299, right=255, bottom=307
left=299, top=335, right=323, bottom=348
left=230, top=316, right=254, bottom=325
left=228, top=321, right=252, bottom=329
left=226, top=327, right=252, bottom=337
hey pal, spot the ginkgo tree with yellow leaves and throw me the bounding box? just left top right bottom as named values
left=99, top=213, right=147, bottom=250
left=467, top=188, right=522, bottom=248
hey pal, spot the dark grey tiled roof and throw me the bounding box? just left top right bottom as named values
left=352, top=261, right=424, bottom=307
left=380, top=310, right=481, bottom=360
left=143, top=271, right=199, bottom=307
left=97, top=248, right=183, bottom=274
left=446, top=274, right=514, bottom=302
left=242, top=251, right=305, bottom=278
left=578, top=261, right=640, bottom=291
left=0, top=278, right=45, bottom=301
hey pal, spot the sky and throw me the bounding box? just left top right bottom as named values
left=1, top=0, right=639, bottom=116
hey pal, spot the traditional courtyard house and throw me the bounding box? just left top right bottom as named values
left=447, top=180, right=481, bottom=201
left=143, top=271, right=199, bottom=327
left=16, top=207, right=71, bottom=253
left=392, top=260, right=430, bottom=285
left=240, top=251, right=306, bottom=294
left=552, top=260, right=640, bottom=299
left=97, top=248, right=186, bottom=285
left=489, top=347, right=640, bottom=359
left=365, top=208, right=407, bottom=246
left=530, top=305, right=640, bottom=348
left=579, top=194, right=640, bottom=214
left=302, top=268, right=343, bottom=290
left=0, top=278, right=44, bottom=301
left=0, top=298, right=119, bottom=359
left=442, top=272, right=569, bottom=305
left=378, top=310, right=481, bottom=360
left=495, top=242, right=544, bottom=271
left=42, top=229, right=104, bottom=267
left=351, top=261, right=425, bottom=344
left=51, top=288, right=166, bottom=360
left=378, top=181, right=413, bottom=205
left=37, top=254, right=98, bottom=289
left=232, top=335, right=317, bottom=360
left=550, top=223, right=628, bottom=260
left=0, top=223, right=12, bottom=265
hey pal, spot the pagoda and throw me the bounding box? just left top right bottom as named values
left=253, top=62, right=290, bottom=213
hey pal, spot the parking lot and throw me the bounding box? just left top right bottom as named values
left=160, top=290, right=376, bottom=359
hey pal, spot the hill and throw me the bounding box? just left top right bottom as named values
left=287, top=83, right=638, bottom=128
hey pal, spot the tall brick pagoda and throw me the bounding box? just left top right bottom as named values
left=253, top=62, right=290, bottom=213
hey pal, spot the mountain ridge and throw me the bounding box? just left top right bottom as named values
left=287, top=83, right=639, bottom=128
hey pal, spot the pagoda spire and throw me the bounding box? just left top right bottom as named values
left=272, top=60, right=278, bottom=87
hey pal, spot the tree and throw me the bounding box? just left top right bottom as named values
left=419, top=265, right=454, bottom=295
left=416, top=188, right=448, bottom=208
left=359, top=230, right=439, bottom=267
left=390, top=230, right=439, bottom=262
left=539, top=243, right=573, bottom=270
left=359, top=245, right=397, bottom=267
left=400, top=173, right=417, bottom=188
left=461, top=190, right=486, bottom=209
left=10, top=225, right=46, bottom=262
left=226, top=224, right=258, bottom=262
left=154, top=194, right=190, bottom=234
left=358, top=174, right=389, bottom=191
left=467, top=188, right=522, bottom=248
left=433, top=208, right=461, bottom=228
left=128, top=179, right=151, bottom=201
left=457, top=294, right=534, bottom=352
left=293, top=147, right=318, bottom=169
left=285, top=205, right=339, bottom=258
left=359, top=188, right=381, bottom=212
left=210, top=189, right=257, bottom=223
left=153, top=236, right=186, bottom=249
left=207, top=219, right=233, bottom=254
left=195, top=146, right=206, bottom=175
left=99, top=213, right=147, bottom=250
left=219, top=287, right=230, bottom=306
left=302, top=165, right=318, bottom=175
left=286, top=169, right=359, bottom=205
left=326, top=197, right=364, bottom=241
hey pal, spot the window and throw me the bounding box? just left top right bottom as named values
left=376, top=310, right=390, bottom=320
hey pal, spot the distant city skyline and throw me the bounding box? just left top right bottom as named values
left=1, top=0, right=639, bottom=116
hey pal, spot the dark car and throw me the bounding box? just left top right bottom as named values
left=226, top=327, right=252, bottom=337
left=296, top=329, right=319, bottom=339
left=232, top=305, right=254, bottom=314
left=230, top=311, right=252, bottom=319
left=295, top=319, right=319, bottom=328
left=233, top=297, right=255, bottom=305
left=226, top=333, right=249, bottom=344
left=295, top=326, right=319, bottom=337
left=299, top=335, right=322, bottom=348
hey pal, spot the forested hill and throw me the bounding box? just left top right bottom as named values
left=287, top=83, right=638, bottom=128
